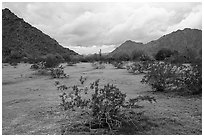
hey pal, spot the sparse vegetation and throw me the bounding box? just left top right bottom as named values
left=2, top=7, right=202, bottom=135
left=141, top=61, right=202, bottom=94
left=112, top=61, right=125, bottom=69
left=92, top=62, right=105, bottom=69
left=50, top=65, right=69, bottom=78
left=56, top=78, right=156, bottom=133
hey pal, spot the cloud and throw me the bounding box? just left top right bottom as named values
left=167, top=4, right=202, bottom=33
left=2, top=2, right=202, bottom=54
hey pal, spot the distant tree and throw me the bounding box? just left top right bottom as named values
left=5, top=50, right=26, bottom=63
left=117, top=53, right=130, bottom=61
left=44, top=54, right=64, bottom=68
left=62, top=54, right=71, bottom=62
left=140, top=54, right=151, bottom=61
left=155, top=48, right=174, bottom=61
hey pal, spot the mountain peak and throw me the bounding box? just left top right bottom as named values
left=2, top=8, right=20, bottom=20
left=124, top=40, right=143, bottom=44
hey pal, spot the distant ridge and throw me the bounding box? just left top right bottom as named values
left=2, top=8, right=78, bottom=62
left=109, top=28, right=202, bottom=59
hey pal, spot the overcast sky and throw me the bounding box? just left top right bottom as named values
left=2, top=2, right=202, bottom=54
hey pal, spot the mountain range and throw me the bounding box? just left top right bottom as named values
left=109, top=28, right=202, bottom=59
left=2, top=8, right=78, bottom=62
left=2, top=8, right=202, bottom=62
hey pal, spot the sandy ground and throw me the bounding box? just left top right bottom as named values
left=2, top=63, right=202, bottom=135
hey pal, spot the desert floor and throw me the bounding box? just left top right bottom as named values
left=2, top=63, right=202, bottom=135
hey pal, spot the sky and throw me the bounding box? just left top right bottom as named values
left=2, top=2, right=202, bottom=55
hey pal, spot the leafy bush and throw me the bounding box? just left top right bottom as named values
left=62, top=54, right=71, bottom=63
left=3, top=50, right=26, bottom=63
left=50, top=65, right=69, bottom=78
left=174, top=63, right=202, bottom=94
left=127, top=61, right=152, bottom=74
left=141, top=62, right=174, bottom=91
left=155, top=49, right=175, bottom=61
left=112, top=61, right=125, bottom=69
left=116, top=53, right=130, bottom=61
left=30, top=61, right=45, bottom=70
left=31, top=62, right=68, bottom=79
left=44, top=54, right=64, bottom=68
left=141, top=61, right=202, bottom=94
left=131, top=50, right=150, bottom=61
left=92, top=62, right=105, bottom=69
left=56, top=78, right=156, bottom=132
left=127, top=62, right=145, bottom=74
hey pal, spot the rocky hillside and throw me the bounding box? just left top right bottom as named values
left=109, top=40, right=144, bottom=57
left=2, top=8, right=78, bottom=62
left=109, top=28, right=202, bottom=59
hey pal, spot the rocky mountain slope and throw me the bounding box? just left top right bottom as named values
left=2, top=8, right=78, bottom=62
left=109, top=40, right=144, bottom=57
left=109, top=28, right=202, bottom=59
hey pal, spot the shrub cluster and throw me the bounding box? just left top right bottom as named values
left=55, top=78, right=156, bottom=132
left=112, top=61, right=126, bottom=69
left=30, top=61, right=45, bottom=70
left=50, top=65, right=69, bottom=78
left=131, top=50, right=151, bottom=61
left=92, top=62, right=105, bottom=69
left=141, top=61, right=202, bottom=94
left=43, top=54, right=64, bottom=68
left=31, top=61, right=68, bottom=79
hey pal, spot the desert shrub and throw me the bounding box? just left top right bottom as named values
left=127, top=61, right=153, bottom=74
left=127, top=62, right=146, bottom=74
left=79, top=76, right=87, bottom=85
left=141, top=62, right=174, bottom=91
left=10, top=62, right=18, bottom=67
left=141, top=61, right=202, bottom=94
left=56, top=79, right=156, bottom=132
left=131, top=50, right=150, bottom=61
left=167, top=54, right=187, bottom=64
left=155, top=49, right=174, bottom=61
left=112, top=61, right=125, bottom=69
left=34, top=68, right=51, bottom=76
left=106, top=57, right=115, bottom=64
left=116, top=53, right=130, bottom=61
left=44, top=54, right=64, bottom=68
left=167, top=49, right=200, bottom=64
left=31, top=62, right=68, bottom=78
left=50, top=65, right=68, bottom=78
left=4, top=50, right=26, bottom=63
left=140, top=54, right=152, bottom=61
left=30, top=61, right=45, bottom=70
left=26, top=55, right=45, bottom=64
left=30, top=64, right=40, bottom=69
left=70, top=55, right=82, bottom=64
left=92, top=62, right=105, bottom=69
left=174, top=63, right=202, bottom=94
left=62, top=54, right=71, bottom=63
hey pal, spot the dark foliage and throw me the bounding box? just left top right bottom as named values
left=43, top=54, right=64, bottom=68
left=155, top=49, right=175, bottom=61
